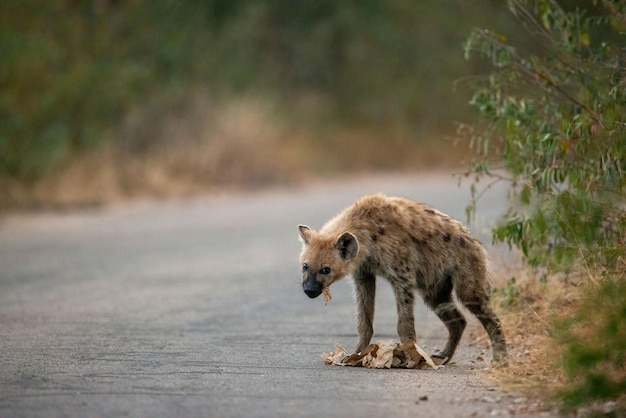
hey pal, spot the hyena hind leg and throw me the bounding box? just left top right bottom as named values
left=464, top=301, right=508, bottom=364
left=423, top=275, right=467, bottom=364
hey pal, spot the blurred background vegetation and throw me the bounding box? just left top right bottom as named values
left=1, top=0, right=523, bottom=209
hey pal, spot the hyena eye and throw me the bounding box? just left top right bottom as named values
left=320, top=267, right=331, bottom=275
left=302, top=263, right=309, bottom=272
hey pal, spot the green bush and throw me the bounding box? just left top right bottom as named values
left=463, top=0, right=626, bottom=271
left=463, top=0, right=626, bottom=410
left=553, top=278, right=626, bottom=411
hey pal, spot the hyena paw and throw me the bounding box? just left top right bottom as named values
left=492, top=352, right=508, bottom=366
left=431, top=353, right=451, bottom=365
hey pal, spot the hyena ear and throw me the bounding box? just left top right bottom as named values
left=298, top=225, right=313, bottom=245
left=335, top=232, right=359, bottom=260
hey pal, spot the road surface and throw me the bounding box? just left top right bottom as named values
left=0, top=173, right=540, bottom=417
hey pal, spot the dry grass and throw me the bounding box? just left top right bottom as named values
left=1, top=148, right=124, bottom=209
left=485, top=253, right=585, bottom=406
left=0, top=96, right=470, bottom=212
left=0, top=99, right=302, bottom=210
left=466, top=238, right=626, bottom=416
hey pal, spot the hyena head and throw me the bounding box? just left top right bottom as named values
left=298, top=225, right=359, bottom=299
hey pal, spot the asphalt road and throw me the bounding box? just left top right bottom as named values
left=0, top=173, right=539, bottom=417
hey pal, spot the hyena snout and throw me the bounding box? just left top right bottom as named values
left=303, top=273, right=323, bottom=299
left=304, top=287, right=322, bottom=298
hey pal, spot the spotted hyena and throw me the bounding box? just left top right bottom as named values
left=297, top=193, right=507, bottom=364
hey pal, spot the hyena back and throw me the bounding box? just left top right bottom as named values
left=298, top=193, right=507, bottom=364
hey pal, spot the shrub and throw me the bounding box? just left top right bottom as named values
left=462, top=0, right=626, bottom=271
left=553, top=277, right=626, bottom=411
left=462, top=0, right=626, bottom=410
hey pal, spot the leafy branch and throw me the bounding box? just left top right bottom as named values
left=463, top=0, right=626, bottom=271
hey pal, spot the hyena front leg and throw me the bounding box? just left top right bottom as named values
left=392, top=279, right=417, bottom=343
left=353, top=268, right=376, bottom=353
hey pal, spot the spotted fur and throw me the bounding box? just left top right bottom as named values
left=298, top=193, right=507, bottom=364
